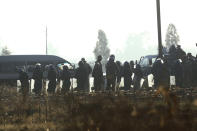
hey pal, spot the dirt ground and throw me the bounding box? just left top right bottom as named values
left=0, top=86, right=197, bottom=131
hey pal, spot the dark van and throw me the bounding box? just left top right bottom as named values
left=0, top=55, right=73, bottom=86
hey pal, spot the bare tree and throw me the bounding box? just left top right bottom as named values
left=94, top=30, right=110, bottom=69
left=165, top=24, right=180, bottom=52
left=1, top=46, right=11, bottom=56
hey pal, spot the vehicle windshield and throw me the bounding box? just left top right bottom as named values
left=57, top=62, right=74, bottom=70
left=152, top=58, right=156, bottom=64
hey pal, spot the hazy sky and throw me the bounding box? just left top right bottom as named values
left=0, top=0, right=197, bottom=63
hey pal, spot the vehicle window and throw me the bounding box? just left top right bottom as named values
left=57, top=62, right=74, bottom=70
left=152, top=58, right=156, bottom=64
left=140, top=58, right=149, bottom=67
left=144, top=58, right=149, bottom=66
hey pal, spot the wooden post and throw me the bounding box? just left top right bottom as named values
left=156, top=0, right=163, bottom=58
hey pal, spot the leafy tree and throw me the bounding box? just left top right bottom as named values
left=165, top=24, right=180, bottom=52
left=94, top=30, right=110, bottom=68
left=1, top=46, right=11, bottom=56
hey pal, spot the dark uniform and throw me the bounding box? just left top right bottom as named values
left=152, top=59, right=170, bottom=88
left=82, top=58, right=92, bottom=92
left=152, top=59, right=162, bottom=88
left=130, top=61, right=135, bottom=85
left=123, top=61, right=132, bottom=90
left=116, top=61, right=122, bottom=84
left=75, top=61, right=87, bottom=91
left=169, top=45, right=178, bottom=60
left=133, top=64, right=143, bottom=90
left=106, top=55, right=118, bottom=91
left=176, top=45, right=186, bottom=60
left=32, top=64, right=43, bottom=95
left=193, top=56, right=197, bottom=87
left=60, top=66, right=71, bottom=92
left=183, top=53, right=195, bottom=88
left=43, top=65, right=49, bottom=93
left=174, top=60, right=183, bottom=88
left=19, top=69, right=29, bottom=95
left=92, top=55, right=104, bottom=91
left=47, top=65, right=57, bottom=93
left=130, top=61, right=135, bottom=73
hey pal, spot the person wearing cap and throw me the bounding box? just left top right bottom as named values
left=106, top=54, right=118, bottom=91
left=92, top=55, right=104, bottom=91
left=32, top=63, right=43, bottom=95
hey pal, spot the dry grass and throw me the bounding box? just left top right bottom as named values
left=0, top=85, right=196, bottom=131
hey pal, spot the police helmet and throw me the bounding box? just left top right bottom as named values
left=63, top=65, right=68, bottom=70
left=35, top=63, right=41, bottom=69
left=110, top=54, right=115, bottom=61
left=97, top=55, right=102, bottom=61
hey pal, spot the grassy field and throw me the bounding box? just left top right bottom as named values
left=0, top=86, right=197, bottom=131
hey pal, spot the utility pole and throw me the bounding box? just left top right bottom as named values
left=156, top=0, right=163, bottom=58
left=46, top=26, right=48, bottom=55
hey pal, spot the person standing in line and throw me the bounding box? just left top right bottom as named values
left=106, top=55, right=118, bottom=91
left=133, top=64, right=143, bottom=90
left=123, top=61, right=132, bottom=91
left=60, top=65, right=71, bottom=93
left=32, top=63, right=43, bottom=95
left=130, top=60, right=135, bottom=86
left=92, top=55, right=104, bottom=91
left=75, top=61, right=87, bottom=91
left=81, top=58, right=92, bottom=92
left=116, top=61, right=122, bottom=92
left=174, top=59, right=183, bottom=88
left=18, top=68, right=29, bottom=98
left=47, top=65, right=57, bottom=94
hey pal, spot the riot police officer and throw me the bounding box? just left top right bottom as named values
left=75, top=61, right=87, bottom=91
left=152, top=58, right=170, bottom=88
left=32, top=63, right=43, bottom=95
left=174, top=59, right=183, bottom=88
left=92, top=55, right=104, bottom=91
left=81, top=58, right=92, bottom=92
left=18, top=68, right=29, bottom=96
left=130, top=60, right=135, bottom=86
left=123, top=61, right=132, bottom=90
left=116, top=61, right=122, bottom=91
left=60, top=65, right=71, bottom=93
left=47, top=65, right=57, bottom=94
left=130, top=61, right=135, bottom=73
left=106, top=55, right=118, bottom=91
left=133, top=64, right=143, bottom=90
